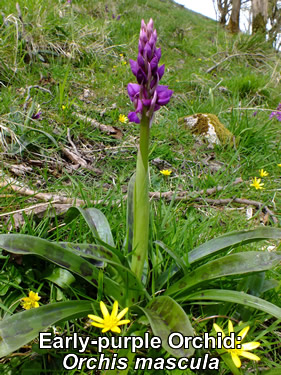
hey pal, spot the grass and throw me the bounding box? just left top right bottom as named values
left=0, top=0, right=281, bottom=374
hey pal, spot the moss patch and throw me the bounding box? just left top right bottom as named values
left=178, top=113, right=235, bottom=145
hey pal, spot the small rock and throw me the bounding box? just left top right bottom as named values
left=178, top=113, right=235, bottom=146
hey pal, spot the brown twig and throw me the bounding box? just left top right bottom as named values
left=72, top=112, right=123, bottom=139
left=193, top=197, right=278, bottom=224
left=0, top=176, right=277, bottom=223
left=149, top=177, right=243, bottom=200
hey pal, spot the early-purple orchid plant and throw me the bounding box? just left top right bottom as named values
left=127, top=19, right=172, bottom=280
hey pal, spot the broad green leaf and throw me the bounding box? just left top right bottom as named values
left=0, top=234, right=123, bottom=301
left=184, top=289, right=281, bottom=319
left=59, top=242, right=118, bottom=266
left=44, top=267, right=75, bottom=289
left=166, top=251, right=281, bottom=297
left=66, top=207, right=115, bottom=247
left=187, top=227, right=281, bottom=264
left=0, top=300, right=95, bottom=357
left=140, top=296, right=195, bottom=358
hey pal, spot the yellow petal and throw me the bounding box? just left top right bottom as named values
left=116, top=307, right=128, bottom=321
left=231, top=353, right=241, bottom=368
left=116, top=319, right=130, bottom=326
left=29, top=291, right=41, bottom=301
left=111, top=301, right=119, bottom=318
left=102, top=327, right=110, bottom=333
left=111, top=326, right=121, bottom=333
left=213, top=323, right=226, bottom=338
left=237, top=326, right=249, bottom=341
left=22, top=302, right=32, bottom=310
left=228, top=320, right=234, bottom=335
left=241, top=342, right=260, bottom=350
left=33, top=302, right=39, bottom=308
left=90, top=322, right=105, bottom=328
left=100, top=301, right=109, bottom=318
left=88, top=314, right=104, bottom=323
left=239, top=351, right=260, bottom=361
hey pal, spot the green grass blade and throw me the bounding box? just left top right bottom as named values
left=155, top=240, right=188, bottom=273
left=0, top=300, right=95, bottom=357
left=184, top=289, right=281, bottom=319
left=187, top=227, right=281, bottom=264
left=166, top=251, right=281, bottom=296
left=140, top=296, right=195, bottom=358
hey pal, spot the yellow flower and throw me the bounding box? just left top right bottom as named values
left=160, top=169, right=172, bottom=176
left=121, top=61, right=127, bottom=65
left=250, top=177, right=264, bottom=190
left=62, top=105, right=66, bottom=110
left=214, top=321, right=260, bottom=368
left=119, top=53, right=123, bottom=57
left=88, top=301, right=130, bottom=334
left=21, top=291, right=41, bottom=310
left=259, top=169, right=269, bottom=177
left=119, top=114, right=128, bottom=123
left=278, top=164, right=281, bottom=167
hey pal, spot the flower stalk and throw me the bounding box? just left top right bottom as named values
left=131, top=113, right=150, bottom=279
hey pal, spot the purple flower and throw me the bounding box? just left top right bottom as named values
left=269, top=103, right=281, bottom=122
left=31, top=111, right=42, bottom=120
left=127, top=19, right=173, bottom=124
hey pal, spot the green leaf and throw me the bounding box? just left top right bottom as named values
left=187, top=227, right=281, bottom=264
left=66, top=207, right=115, bottom=247
left=184, top=289, right=281, bottom=319
left=44, top=267, right=76, bottom=289
left=166, top=251, right=281, bottom=297
left=0, top=234, right=123, bottom=301
left=0, top=300, right=95, bottom=357
left=59, top=242, right=114, bottom=266
left=140, top=296, right=195, bottom=358
left=123, top=174, right=135, bottom=254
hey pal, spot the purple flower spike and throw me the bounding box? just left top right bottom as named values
left=127, top=19, right=173, bottom=124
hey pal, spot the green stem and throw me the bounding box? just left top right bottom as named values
left=131, top=115, right=150, bottom=280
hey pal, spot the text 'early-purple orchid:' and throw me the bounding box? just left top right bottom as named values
left=127, top=18, right=173, bottom=125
